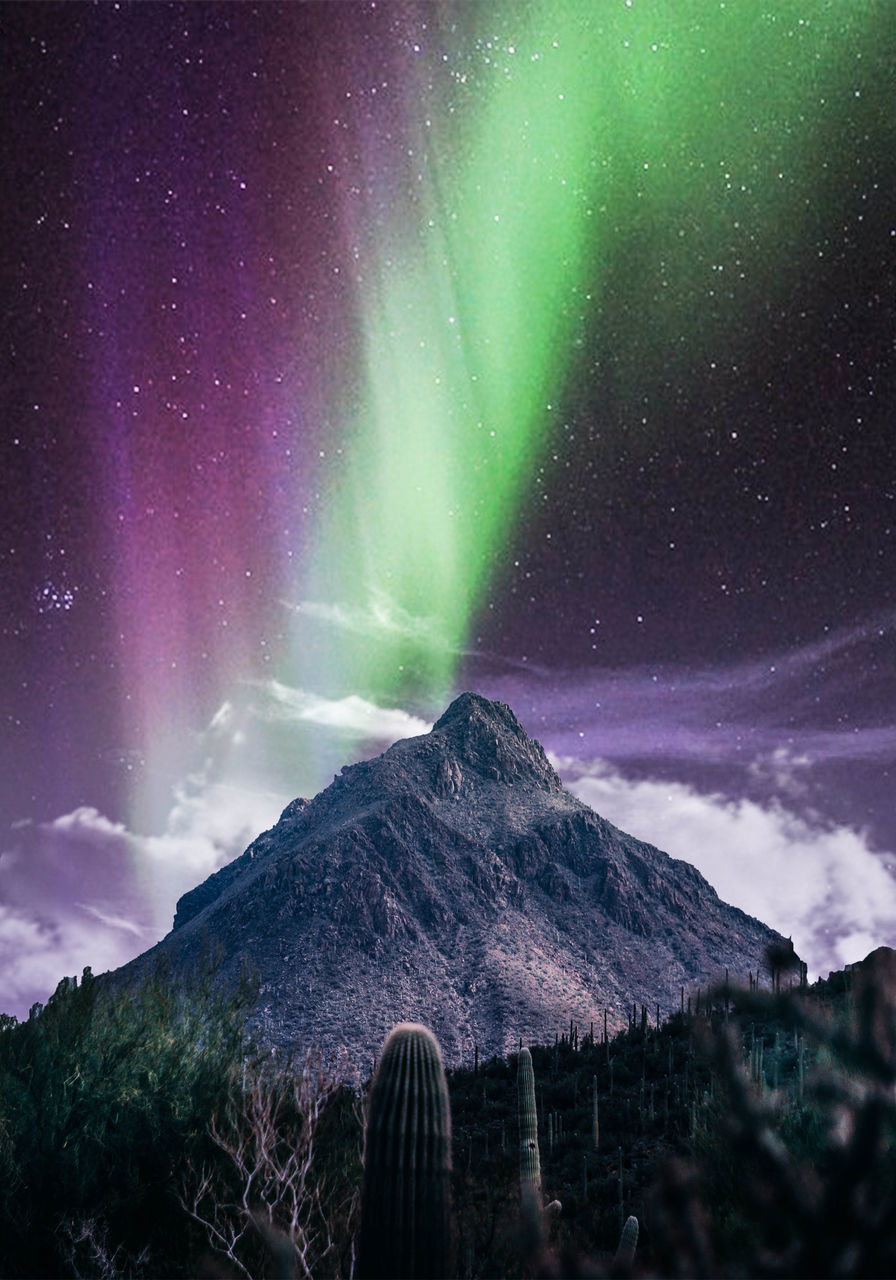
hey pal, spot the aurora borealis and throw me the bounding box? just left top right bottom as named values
left=2, top=1, right=896, bottom=1017
left=294, top=0, right=888, bottom=704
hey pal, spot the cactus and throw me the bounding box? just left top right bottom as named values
left=612, top=1214, right=639, bottom=1275
left=592, top=1074, right=599, bottom=1148
left=358, top=1023, right=452, bottom=1280
left=517, top=1043, right=551, bottom=1259
left=517, top=1046, right=542, bottom=1197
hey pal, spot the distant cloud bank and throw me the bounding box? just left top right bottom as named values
left=0, top=781, right=286, bottom=1020
left=0, top=688, right=431, bottom=1019
left=556, top=755, right=896, bottom=981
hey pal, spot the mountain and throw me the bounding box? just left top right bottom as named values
left=121, top=692, right=788, bottom=1067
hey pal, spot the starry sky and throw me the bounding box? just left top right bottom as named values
left=2, top=0, right=896, bottom=1019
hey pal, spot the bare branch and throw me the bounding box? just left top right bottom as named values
left=178, top=1046, right=361, bottom=1278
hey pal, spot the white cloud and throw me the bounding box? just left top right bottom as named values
left=255, top=682, right=433, bottom=741
left=0, top=902, right=143, bottom=1019
left=50, top=807, right=129, bottom=839
left=557, top=756, right=896, bottom=981
left=0, top=778, right=288, bottom=1021
left=286, top=589, right=452, bottom=651
left=746, top=747, right=813, bottom=800
left=76, top=903, right=146, bottom=938
left=208, top=700, right=237, bottom=734
left=0, top=680, right=439, bottom=1019
left=144, top=776, right=284, bottom=874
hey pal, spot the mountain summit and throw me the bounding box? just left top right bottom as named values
left=126, top=693, right=787, bottom=1065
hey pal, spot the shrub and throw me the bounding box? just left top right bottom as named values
left=0, top=960, right=253, bottom=1277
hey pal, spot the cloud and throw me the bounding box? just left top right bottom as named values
left=50, top=807, right=129, bottom=839
left=0, top=778, right=287, bottom=1021
left=0, top=679, right=440, bottom=1019
left=0, top=902, right=138, bottom=1019
left=1, top=809, right=134, bottom=921
left=285, top=589, right=452, bottom=651
left=252, top=682, right=433, bottom=741
left=746, top=746, right=813, bottom=801
left=481, top=614, right=896, bottom=771
left=142, top=775, right=285, bottom=879
left=478, top=621, right=896, bottom=871
left=556, top=756, right=896, bottom=981
left=76, top=903, right=146, bottom=938
left=208, top=700, right=237, bottom=734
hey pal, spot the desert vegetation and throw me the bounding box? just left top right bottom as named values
left=1, top=949, right=894, bottom=1277
left=0, top=961, right=360, bottom=1279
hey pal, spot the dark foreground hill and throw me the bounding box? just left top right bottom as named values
left=120, top=692, right=787, bottom=1065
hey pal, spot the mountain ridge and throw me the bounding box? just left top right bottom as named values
left=122, top=692, right=788, bottom=1066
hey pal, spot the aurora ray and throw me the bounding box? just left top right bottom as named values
left=288, top=0, right=883, bottom=710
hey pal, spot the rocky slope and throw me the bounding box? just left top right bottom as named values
left=121, top=693, right=788, bottom=1067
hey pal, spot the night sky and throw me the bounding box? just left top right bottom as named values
left=2, top=1, right=895, bottom=1019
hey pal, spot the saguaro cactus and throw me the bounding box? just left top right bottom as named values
left=517, top=1045, right=548, bottom=1260
left=612, top=1214, right=639, bottom=1276
left=517, top=1046, right=542, bottom=1198
left=592, top=1074, right=599, bottom=1149
left=358, top=1023, right=452, bottom=1280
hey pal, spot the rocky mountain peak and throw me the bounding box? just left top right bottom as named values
left=130, top=692, right=789, bottom=1067
left=429, top=691, right=563, bottom=792
left=432, top=690, right=521, bottom=735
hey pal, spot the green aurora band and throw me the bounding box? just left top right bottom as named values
left=291, top=0, right=885, bottom=710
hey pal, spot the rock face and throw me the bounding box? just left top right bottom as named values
left=122, top=692, right=788, bottom=1067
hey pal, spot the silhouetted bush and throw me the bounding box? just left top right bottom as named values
left=0, top=960, right=254, bottom=1277
left=2, top=954, right=893, bottom=1276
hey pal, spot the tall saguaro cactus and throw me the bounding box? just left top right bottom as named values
left=516, top=1044, right=547, bottom=1261
left=612, top=1215, right=640, bottom=1276
left=517, top=1046, right=542, bottom=1198
left=592, top=1074, right=599, bottom=1149
left=358, top=1023, right=453, bottom=1280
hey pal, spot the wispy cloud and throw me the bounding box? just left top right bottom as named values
left=477, top=619, right=896, bottom=883
left=77, top=903, right=146, bottom=938
left=251, top=682, right=433, bottom=740
left=556, top=755, right=896, bottom=981
left=284, top=588, right=453, bottom=651
left=482, top=611, right=896, bottom=769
